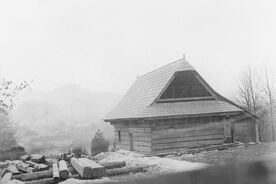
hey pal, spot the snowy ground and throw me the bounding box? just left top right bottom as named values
left=61, top=150, right=206, bottom=184
left=61, top=142, right=276, bottom=184
left=97, top=150, right=206, bottom=174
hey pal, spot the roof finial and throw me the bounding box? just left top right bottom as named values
left=182, top=53, right=186, bottom=60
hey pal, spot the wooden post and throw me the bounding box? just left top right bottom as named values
left=255, top=120, right=260, bottom=143
left=129, top=133, right=133, bottom=151
left=231, top=123, right=236, bottom=143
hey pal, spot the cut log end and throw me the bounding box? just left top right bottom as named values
left=71, top=158, right=106, bottom=179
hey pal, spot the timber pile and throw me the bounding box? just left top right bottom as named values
left=0, top=152, right=147, bottom=184
left=25, top=161, right=49, bottom=171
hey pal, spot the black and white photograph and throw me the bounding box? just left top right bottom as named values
left=0, top=1, right=276, bottom=183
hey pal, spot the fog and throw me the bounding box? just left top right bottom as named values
left=0, top=0, right=275, bottom=98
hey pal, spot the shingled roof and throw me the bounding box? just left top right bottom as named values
left=104, top=59, right=244, bottom=121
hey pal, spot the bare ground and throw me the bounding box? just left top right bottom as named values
left=170, top=142, right=276, bottom=165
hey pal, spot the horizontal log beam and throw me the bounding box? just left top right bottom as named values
left=152, top=139, right=223, bottom=150
left=152, top=134, right=224, bottom=144
left=152, top=129, right=223, bottom=139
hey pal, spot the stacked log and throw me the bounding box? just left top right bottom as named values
left=21, top=155, right=31, bottom=162
left=7, top=165, right=20, bottom=175
left=52, top=163, right=59, bottom=183
left=70, top=158, right=106, bottom=179
left=1, top=152, right=148, bottom=184
left=16, top=162, right=34, bottom=173
left=30, top=155, right=46, bottom=164
left=25, top=161, right=49, bottom=171
left=58, top=160, right=69, bottom=180
left=1, top=172, right=13, bottom=183
left=0, top=168, right=8, bottom=177
left=18, top=170, right=53, bottom=181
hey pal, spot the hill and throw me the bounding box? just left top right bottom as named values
left=11, top=84, right=122, bottom=154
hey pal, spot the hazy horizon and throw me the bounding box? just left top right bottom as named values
left=1, top=0, right=275, bottom=100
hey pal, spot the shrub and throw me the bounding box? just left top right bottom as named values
left=90, top=129, right=110, bottom=156
left=70, top=146, right=88, bottom=158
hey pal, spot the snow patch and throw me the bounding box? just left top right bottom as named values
left=96, top=150, right=206, bottom=174
left=60, top=177, right=114, bottom=184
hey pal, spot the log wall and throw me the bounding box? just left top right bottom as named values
left=150, top=117, right=224, bottom=154
left=113, top=121, right=152, bottom=154
left=112, top=116, right=225, bottom=154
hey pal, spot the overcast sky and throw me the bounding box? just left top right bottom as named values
left=0, top=0, right=275, bottom=98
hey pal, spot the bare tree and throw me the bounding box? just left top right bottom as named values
left=0, top=79, right=30, bottom=113
left=0, top=79, right=30, bottom=149
left=261, top=68, right=275, bottom=141
left=236, top=67, right=264, bottom=141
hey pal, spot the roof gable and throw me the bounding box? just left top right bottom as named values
left=157, top=71, right=214, bottom=102
left=104, top=58, right=244, bottom=121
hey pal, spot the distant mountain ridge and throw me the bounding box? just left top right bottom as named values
left=11, top=84, right=122, bottom=134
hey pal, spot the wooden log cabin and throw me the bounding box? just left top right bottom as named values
left=104, top=58, right=259, bottom=155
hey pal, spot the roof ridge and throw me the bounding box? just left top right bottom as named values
left=137, top=58, right=186, bottom=79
